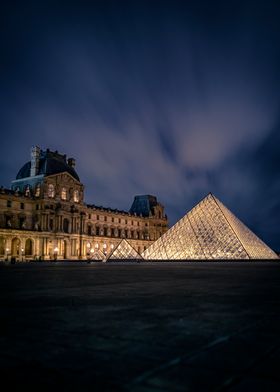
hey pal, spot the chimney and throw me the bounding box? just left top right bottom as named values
left=67, top=158, right=76, bottom=168
left=30, top=146, right=40, bottom=177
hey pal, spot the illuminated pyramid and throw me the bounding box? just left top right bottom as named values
left=90, top=248, right=106, bottom=261
left=107, top=239, right=142, bottom=261
left=142, top=193, right=278, bottom=260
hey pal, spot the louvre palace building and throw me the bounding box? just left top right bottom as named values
left=0, top=147, right=168, bottom=261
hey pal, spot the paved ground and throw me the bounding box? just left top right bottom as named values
left=1, top=261, right=280, bottom=391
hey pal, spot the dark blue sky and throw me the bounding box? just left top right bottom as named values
left=1, top=1, right=280, bottom=250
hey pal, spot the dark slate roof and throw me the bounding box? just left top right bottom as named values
left=16, top=150, right=80, bottom=181
left=129, top=195, right=158, bottom=217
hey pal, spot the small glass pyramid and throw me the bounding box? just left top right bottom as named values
left=142, top=193, right=278, bottom=260
left=89, top=248, right=106, bottom=261
left=107, top=239, right=143, bottom=260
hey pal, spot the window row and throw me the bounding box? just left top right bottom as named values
left=87, top=225, right=150, bottom=239
left=87, top=214, right=146, bottom=226
left=14, top=183, right=80, bottom=202
left=47, top=184, right=80, bottom=202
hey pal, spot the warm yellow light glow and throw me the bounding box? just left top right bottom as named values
left=107, top=239, right=142, bottom=260
left=73, top=190, right=79, bottom=203
left=48, top=184, right=55, bottom=198
left=142, top=194, right=278, bottom=260
left=61, top=187, right=67, bottom=200
left=35, top=184, right=40, bottom=197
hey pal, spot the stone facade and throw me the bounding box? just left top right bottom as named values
left=0, top=147, right=168, bottom=261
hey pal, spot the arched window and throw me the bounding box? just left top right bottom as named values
left=25, top=185, right=31, bottom=197
left=6, top=216, right=12, bottom=228
left=11, top=238, right=20, bottom=256
left=73, top=190, right=79, bottom=203
left=35, top=183, right=41, bottom=197
left=63, top=219, right=69, bottom=233
left=61, top=187, right=67, bottom=201
left=25, top=238, right=33, bottom=256
left=48, top=184, right=55, bottom=198
left=87, top=225, right=92, bottom=236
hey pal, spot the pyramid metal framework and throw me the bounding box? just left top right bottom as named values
left=106, top=239, right=143, bottom=261
left=142, top=193, right=278, bottom=260
left=89, top=248, right=106, bottom=261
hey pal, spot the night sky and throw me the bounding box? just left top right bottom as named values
left=1, top=1, right=280, bottom=251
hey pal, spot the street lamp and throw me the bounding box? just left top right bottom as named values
left=21, top=247, right=24, bottom=262
left=86, top=242, right=91, bottom=259
left=54, top=246, right=58, bottom=261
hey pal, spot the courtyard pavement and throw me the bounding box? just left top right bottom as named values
left=0, top=261, right=280, bottom=391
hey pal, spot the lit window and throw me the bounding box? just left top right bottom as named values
left=48, top=184, right=55, bottom=198
left=25, top=185, right=31, bottom=197
left=35, top=183, right=40, bottom=197
left=61, top=187, right=67, bottom=201
left=73, top=190, right=79, bottom=203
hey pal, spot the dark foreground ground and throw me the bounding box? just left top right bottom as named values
left=1, top=261, right=280, bottom=392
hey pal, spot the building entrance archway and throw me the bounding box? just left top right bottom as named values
left=25, top=238, right=33, bottom=256
left=11, top=238, right=20, bottom=256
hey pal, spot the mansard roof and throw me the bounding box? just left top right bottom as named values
left=16, top=149, right=80, bottom=182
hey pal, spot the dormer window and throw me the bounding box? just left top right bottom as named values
left=25, top=185, right=31, bottom=197
left=61, top=187, right=67, bottom=201
left=73, top=190, right=79, bottom=203
left=35, top=183, right=41, bottom=197
left=48, top=184, right=55, bottom=198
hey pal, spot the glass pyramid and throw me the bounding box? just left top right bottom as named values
left=90, top=248, right=106, bottom=261
left=142, top=193, right=278, bottom=260
left=106, top=239, right=143, bottom=260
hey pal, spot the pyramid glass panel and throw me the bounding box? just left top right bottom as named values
left=107, top=239, right=142, bottom=260
left=213, top=196, right=278, bottom=259
left=90, top=249, right=106, bottom=261
left=142, top=194, right=278, bottom=260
